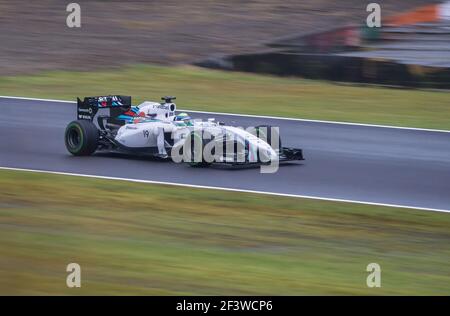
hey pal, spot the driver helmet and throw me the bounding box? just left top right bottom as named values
left=174, top=112, right=193, bottom=126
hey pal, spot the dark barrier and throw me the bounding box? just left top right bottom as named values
left=197, top=52, right=450, bottom=89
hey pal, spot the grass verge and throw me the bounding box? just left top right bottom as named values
left=0, top=170, right=449, bottom=295
left=0, top=64, right=449, bottom=130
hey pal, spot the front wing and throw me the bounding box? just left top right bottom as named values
left=279, top=147, right=304, bottom=162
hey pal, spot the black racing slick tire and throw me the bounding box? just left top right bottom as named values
left=65, top=120, right=99, bottom=156
left=187, top=131, right=212, bottom=167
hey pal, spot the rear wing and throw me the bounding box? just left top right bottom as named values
left=77, top=95, right=132, bottom=121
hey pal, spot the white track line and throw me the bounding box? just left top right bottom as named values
left=0, top=95, right=75, bottom=103
left=1, top=95, right=449, bottom=133
left=1, top=166, right=449, bottom=213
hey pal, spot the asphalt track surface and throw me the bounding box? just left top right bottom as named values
left=1, top=97, right=449, bottom=211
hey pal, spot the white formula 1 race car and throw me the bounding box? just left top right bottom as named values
left=64, top=95, right=304, bottom=167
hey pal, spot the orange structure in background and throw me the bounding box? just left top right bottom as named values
left=385, top=4, right=440, bottom=26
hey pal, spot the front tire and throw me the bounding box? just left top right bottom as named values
left=65, top=120, right=99, bottom=156
left=186, top=131, right=212, bottom=167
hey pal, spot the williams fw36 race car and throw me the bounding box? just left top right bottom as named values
left=64, top=95, right=304, bottom=169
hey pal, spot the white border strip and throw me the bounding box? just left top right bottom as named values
left=1, top=95, right=449, bottom=133
left=1, top=166, right=449, bottom=214
left=0, top=95, right=74, bottom=103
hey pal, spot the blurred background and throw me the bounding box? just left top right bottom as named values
left=1, top=0, right=448, bottom=88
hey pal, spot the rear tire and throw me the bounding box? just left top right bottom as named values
left=65, top=120, right=99, bottom=156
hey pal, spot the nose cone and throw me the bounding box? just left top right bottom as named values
left=255, top=141, right=278, bottom=162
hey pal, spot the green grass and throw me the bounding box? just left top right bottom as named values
left=0, top=64, right=449, bottom=130
left=0, top=170, right=449, bottom=295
